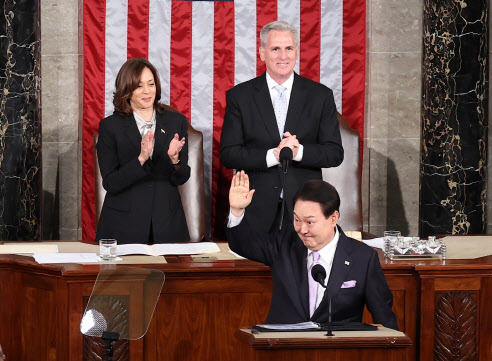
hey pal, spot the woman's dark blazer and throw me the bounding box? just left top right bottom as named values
left=95, top=108, right=190, bottom=244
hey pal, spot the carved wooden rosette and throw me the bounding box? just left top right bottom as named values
left=83, top=296, right=130, bottom=361
left=434, top=291, right=477, bottom=361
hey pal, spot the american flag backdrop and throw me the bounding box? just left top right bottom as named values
left=82, top=0, right=366, bottom=241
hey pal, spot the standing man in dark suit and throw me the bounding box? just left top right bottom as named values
left=220, top=20, right=344, bottom=233
left=226, top=171, right=398, bottom=330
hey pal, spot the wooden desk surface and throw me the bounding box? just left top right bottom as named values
left=0, top=242, right=491, bottom=361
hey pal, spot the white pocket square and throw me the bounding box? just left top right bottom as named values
left=341, top=280, right=357, bottom=288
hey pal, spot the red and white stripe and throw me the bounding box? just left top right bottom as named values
left=82, top=0, right=365, bottom=241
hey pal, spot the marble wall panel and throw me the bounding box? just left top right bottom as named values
left=0, top=0, right=41, bottom=240
left=421, top=0, right=488, bottom=236
left=487, top=1, right=492, bottom=233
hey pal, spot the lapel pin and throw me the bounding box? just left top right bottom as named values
left=161, top=129, right=166, bottom=134
left=344, top=261, right=350, bottom=266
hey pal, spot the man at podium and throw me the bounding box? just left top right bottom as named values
left=226, top=171, right=398, bottom=330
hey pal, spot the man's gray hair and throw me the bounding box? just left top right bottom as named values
left=260, top=20, right=299, bottom=48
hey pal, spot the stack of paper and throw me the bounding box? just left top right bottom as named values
left=33, top=253, right=100, bottom=264
left=152, top=242, right=221, bottom=255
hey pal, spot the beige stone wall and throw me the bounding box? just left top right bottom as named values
left=39, top=0, right=489, bottom=240
left=364, top=0, right=423, bottom=237
left=41, top=0, right=83, bottom=240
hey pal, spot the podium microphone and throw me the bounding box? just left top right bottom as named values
left=278, top=147, right=293, bottom=230
left=279, top=147, right=293, bottom=174
left=311, top=264, right=334, bottom=336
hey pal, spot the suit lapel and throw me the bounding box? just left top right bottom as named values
left=122, top=114, right=142, bottom=154
left=284, top=73, right=306, bottom=137
left=326, top=228, right=353, bottom=299
left=313, top=227, right=353, bottom=318
left=153, top=112, right=170, bottom=162
left=290, top=238, right=310, bottom=319
left=252, top=73, right=283, bottom=141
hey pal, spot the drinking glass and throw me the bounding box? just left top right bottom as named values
left=384, top=230, right=401, bottom=256
left=99, top=239, right=117, bottom=260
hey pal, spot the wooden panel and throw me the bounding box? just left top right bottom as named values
left=479, top=278, right=492, bottom=360
left=420, top=278, right=436, bottom=361
left=434, top=291, right=478, bottom=361
left=363, top=272, right=418, bottom=361
left=434, top=277, right=481, bottom=291
left=155, top=292, right=271, bottom=361
left=246, top=348, right=408, bottom=361
left=2, top=252, right=492, bottom=361
left=19, top=277, right=59, bottom=361
left=235, top=331, right=411, bottom=361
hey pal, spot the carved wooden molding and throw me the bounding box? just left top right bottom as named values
left=83, top=296, right=130, bottom=361
left=434, top=291, right=477, bottom=361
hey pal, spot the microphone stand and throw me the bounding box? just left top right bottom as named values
left=102, top=331, right=120, bottom=361
left=279, top=170, right=287, bottom=230
left=326, top=297, right=333, bottom=337
left=312, top=264, right=334, bottom=337
left=318, top=284, right=334, bottom=337
left=278, top=147, right=292, bottom=230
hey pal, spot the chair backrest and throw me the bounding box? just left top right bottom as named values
left=94, top=122, right=207, bottom=242
left=322, top=113, right=362, bottom=231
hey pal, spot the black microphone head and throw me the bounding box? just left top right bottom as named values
left=279, top=147, right=293, bottom=161
left=311, top=264, right=327, bottom=286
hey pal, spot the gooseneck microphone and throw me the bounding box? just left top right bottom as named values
left=310, top=264, right=334, bottom=336
left=279, top=147, right=293, bottom=174
left=278, top=147, right=293, bottom=230
left=311, top=264, right=327, bottom=287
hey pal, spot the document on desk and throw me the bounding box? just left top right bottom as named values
left=254, top=322, right=321, bottom=331
left=33, top=253, right=100, bottom=264
left=363, top=237, right=384, bottom=249
left=116, top=244, right=157, bottom=256
left=0, top=244, right=59, bottom=254
left=152, top=242, right=221, bottom=255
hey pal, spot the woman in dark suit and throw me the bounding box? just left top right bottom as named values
left=96, top=58, right=190, bottom=243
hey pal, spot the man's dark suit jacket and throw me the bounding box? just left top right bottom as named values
left=220, top=72, right=344, bottom=232
left=226, top=220, right=398, bottom=330
left=96, top=109, right=190, bottom=244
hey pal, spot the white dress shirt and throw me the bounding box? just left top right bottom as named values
left=264, top=72, right=304, bottom=167
left=307, top=228, right=340, bottom=310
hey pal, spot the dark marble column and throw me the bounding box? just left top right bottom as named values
left=420, top=0, right=488, bottom=237
left=0, top=0, right=41, bottom=240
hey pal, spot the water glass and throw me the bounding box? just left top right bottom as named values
left=99, top=239, right=117, bottom=260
